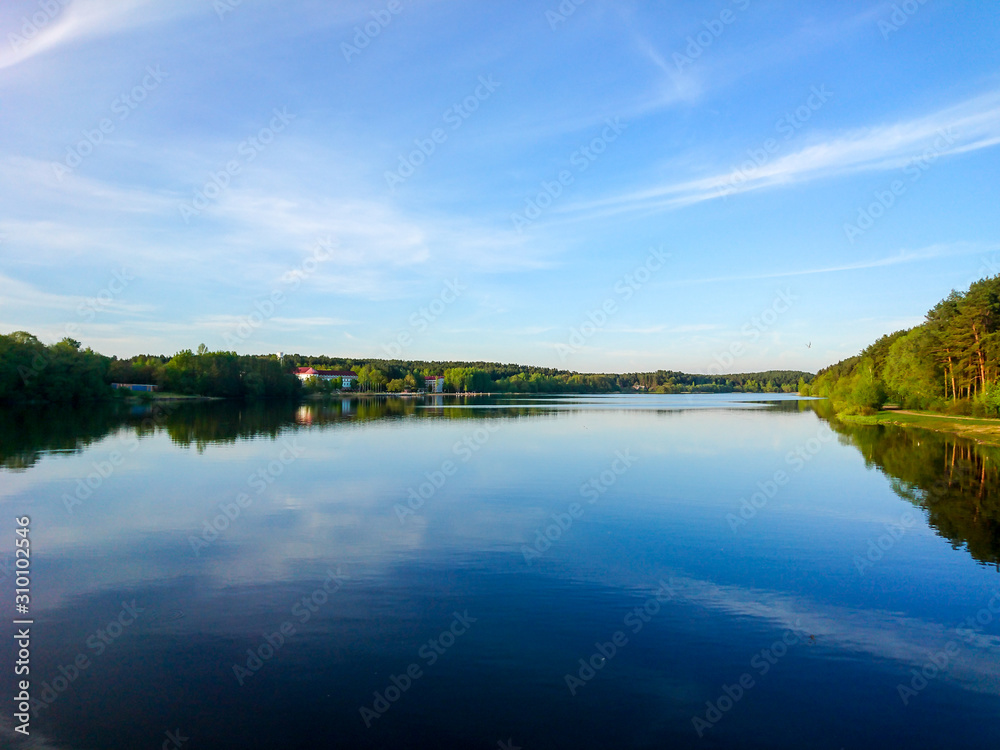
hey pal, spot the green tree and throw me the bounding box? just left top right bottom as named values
left=882, top=328, right=940, bottom=408
left=848, top=357, right=885, bottom=413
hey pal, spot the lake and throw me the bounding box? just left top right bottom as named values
left=2, top=394, right=999, bottom=749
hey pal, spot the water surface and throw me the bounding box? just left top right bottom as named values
left=2, top=394, right=998, bottom=749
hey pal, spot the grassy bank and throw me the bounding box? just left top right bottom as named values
left=840, top=409, right=1000, bottom=446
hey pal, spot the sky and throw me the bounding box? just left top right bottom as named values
left=1, top=0, right=999, bottom=374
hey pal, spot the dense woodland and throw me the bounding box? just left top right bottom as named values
left=0, top=334, right=298, bottom=404
left=802, top=275, right=1000, bottom=416
left=297, top=354, right=807, bottom=394
left=0, top=330, right=810, bottom=403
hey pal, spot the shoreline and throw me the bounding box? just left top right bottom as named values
left=840, top=409, right=1000, bottom=446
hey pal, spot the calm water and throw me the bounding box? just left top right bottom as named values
left=1, top=394, right=999, bottom=749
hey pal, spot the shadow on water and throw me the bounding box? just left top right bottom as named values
left=0, top=400, right=294, bottom=469
left=0, top=400, right=129, bottom=471
left=808, top=400, right=1000, bottom=569
left=0, top=395, right=538, bottom=470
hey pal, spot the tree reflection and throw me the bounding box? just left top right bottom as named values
left=812, top=401, right=1000, bottom=569
left=0, top=396, right=533, bottom=469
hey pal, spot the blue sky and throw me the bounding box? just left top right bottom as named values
left=2, top=0, right=999, bottom=374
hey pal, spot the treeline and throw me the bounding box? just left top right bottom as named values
left=296, top=354, right=811, bottom=394
left=628, top=369, right=807, bottom=394
left=1, top=332, right=110, bottom=404
left=0, top=333, right=299, bottom=404
left=110, top=346, right=299, bottom=399
left=1, top=330, right=813, bottom=404
left=803, top=275, right=1000, bottom=415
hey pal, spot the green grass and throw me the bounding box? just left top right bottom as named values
left=838, top=414, right=883, bottom=425
left=839, top=408, right=1000, bottom=445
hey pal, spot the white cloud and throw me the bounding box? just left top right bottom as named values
left=665, top=243, right=994, bottom=286
left=0, top=271, right=152, bottom=315
left=0, top=0, right=199, bottom=71
left=563, top=89, right=1000, bottom=218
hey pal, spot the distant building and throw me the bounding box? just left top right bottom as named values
left=111, top=383, right=159, bottom=392
left=425, top=375, right=445, bottom=393
left=293, top=367, right=357, bottom=388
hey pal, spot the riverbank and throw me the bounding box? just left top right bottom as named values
left=840, top=409, right=1000, bottom=446
left=304, top=391, right=499, bottom=399
left=124, top=392, right=223, bottom=402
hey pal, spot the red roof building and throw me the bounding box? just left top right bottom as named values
left=294, top=368, right=357, bottom=387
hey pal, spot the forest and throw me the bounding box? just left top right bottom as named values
left=0, top=329, right=811, bottom=404
left=297, top=357, right=809, bottom=395
left=802, top=275, right=1000, bottom=416
left=0, top=333, right=299, bottom=404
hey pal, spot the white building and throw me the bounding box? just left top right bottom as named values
left=294, top=367, right=357, bottom=388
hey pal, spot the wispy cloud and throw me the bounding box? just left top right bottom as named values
left=562, top=90, right=1000, bottom=219
left=1, top=150, right=550, bottom=301
left=0, top=0, right=199, bottom=71
left=194, top=314, right=353, bottom=327
left=0, top=272, right=152, bottom=315
left=665, top=243, right=992, bottom=287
